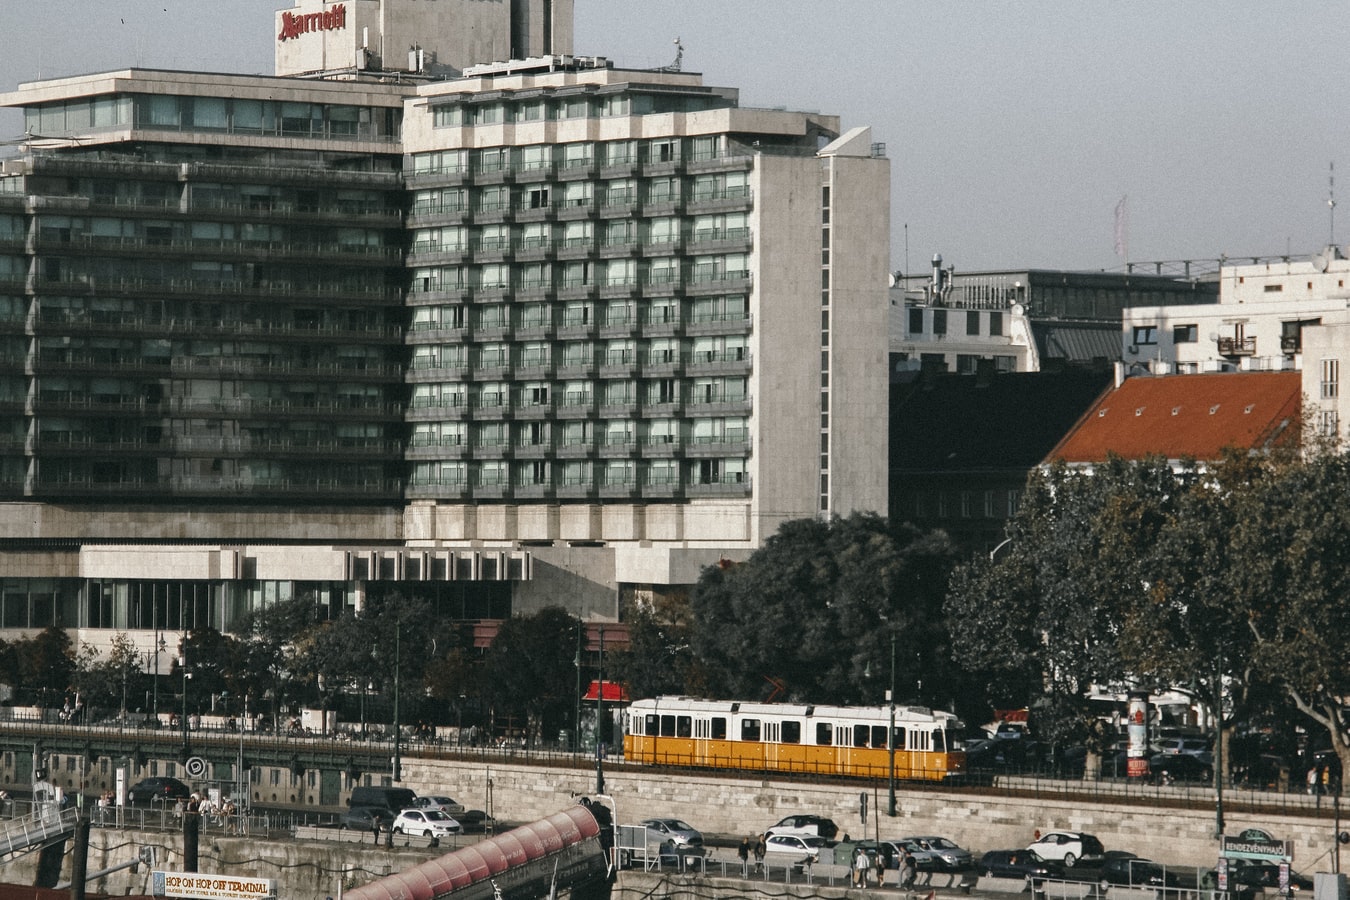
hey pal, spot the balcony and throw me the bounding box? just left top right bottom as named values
left=1217, top=336, right=1256, bottom=357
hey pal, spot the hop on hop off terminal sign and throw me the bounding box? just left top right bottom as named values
left=152, top=871, right=275, bottom=900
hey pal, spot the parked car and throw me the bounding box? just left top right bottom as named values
left=1100, top=855, right=1181, bottom=887
left=641, top=818, right=703, bottom=850
left=979, top=849, right=1066, bottom=881
left=1156, top=736, right=1212, bottom=758
left=341, top=806, right=394, bottom=832
left=763, top=834, right=829, bottom=863
left=126, top=777, right=191, bottom=805
left=1150, top=752, right=1214, bottom=783
left=391, top=808, right=462, bottom=837
left=1228, top=860, right=1313, bottom=893
left=766, top=814, right=839, bottom=840
left=412, top=795, right=466, bottom=814
left=1026, top=831, right=1104, bottom=867
left=456, top=809, right=498, bottom=834
left=891, top=836, right=974, bottom=872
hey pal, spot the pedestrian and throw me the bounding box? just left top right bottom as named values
left=753, top=834, right=766, bottom=874
left=875, top=850, right=887, bottom=888
left=901, top=849, right=918, bottom=895
left=371, top=814, right=381, bottom=845
left=738, top=837, right=750, bottom=873
left=1309, top=765, right=1320, bottom=797
left=854, top=845, right=871, bottom=888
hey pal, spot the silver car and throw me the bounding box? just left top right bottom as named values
left=892, top=836, right=974, bottom=872
left=641, top=817, right=704, bottom=849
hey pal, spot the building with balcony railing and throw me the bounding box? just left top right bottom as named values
left=0, top=0, right=888, bottom=644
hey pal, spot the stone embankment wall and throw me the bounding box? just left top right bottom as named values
left=7, top=758, right=1337, bottom=897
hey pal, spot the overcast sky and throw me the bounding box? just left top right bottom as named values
left=3, top=1, right=1348, bottom=273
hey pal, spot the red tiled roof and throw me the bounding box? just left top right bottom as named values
left=1048, top=371, right=1302, bottom=463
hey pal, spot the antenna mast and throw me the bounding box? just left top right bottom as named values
left=1330, top=161, right=1337, bottom=246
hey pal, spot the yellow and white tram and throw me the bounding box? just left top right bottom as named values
left=623, top=696, right=965, bottom=782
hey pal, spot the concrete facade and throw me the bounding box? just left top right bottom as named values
left=0, top=3, right=890, bottom=647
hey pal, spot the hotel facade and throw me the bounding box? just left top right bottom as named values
left=0, top=0, right=890, bottom=658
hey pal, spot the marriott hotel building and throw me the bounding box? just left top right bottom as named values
left=0, top=0, right=889, bottom=654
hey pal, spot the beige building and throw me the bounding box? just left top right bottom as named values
left=0, top=0, right=889, bottom=659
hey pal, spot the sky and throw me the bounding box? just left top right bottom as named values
left=2, top=0, right=1349, bottom=274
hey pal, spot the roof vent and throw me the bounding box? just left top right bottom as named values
left=1210, top=404, right=1221, bottom=415
left=1097, top=409, right=1109, bottom=417
left=1172, top=406, right=1181, bottom=416
left=1245, top=404, right=1255, bottom=414
left=1135, top=407, right=1146, bottom=416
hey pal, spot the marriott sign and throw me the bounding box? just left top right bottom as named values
left=278, top=4, right=348, bottom=42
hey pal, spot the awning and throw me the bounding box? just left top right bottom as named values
left=582, top=680, right=628, bottom=702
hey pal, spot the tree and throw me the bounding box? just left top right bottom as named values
left=1226, top=451, right=1350, bottom=782
left=687, top=513, right=960, bottom=707
left=14, top=626, right=75, bottom=708
left=607, top=603, right=692, bottom=700
left=946, top=458, right=1183, bottom=764
left=72, top=634, right=145, bottom=716
left=479, top=607, right=582, bottom=743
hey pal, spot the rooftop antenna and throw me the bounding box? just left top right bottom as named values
left=1329, top=161, right=1337, bottom=246
left=668, top=37, right=683, bottom=72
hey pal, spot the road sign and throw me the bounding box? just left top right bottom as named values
left=1221, top=834, right=1292, bottom=862
left=184, top=756, right=207, bottom=778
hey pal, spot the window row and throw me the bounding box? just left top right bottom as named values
left=412, top=336, right=747, bottom=368
left=640, top=713, right=946, bottom=751
left=410, top=295, right=747, bottom=330
left=409, top=376, right=748, bottom=407
left=428, top=93, right=731, bottom=129
left=411, top=213, right=748, bottom=253
left=410, top=254, right=749, bottom=292
left=410, top=417, right=749, bottom=448
left=907, top=307, right=1006, bottom=338
left=410, top=171, right=750, bottom=214
left=409, top=457, right=748, bottom=487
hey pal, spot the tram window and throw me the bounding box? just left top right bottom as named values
left=894, top=726, right=906, bottom=750
left=741, top=718, right=761, bottom=742
left=644, top=714, right=657, bottom=735
left=871, top=726, right=888, bottom=747
left=782, top=721, right=801, bottom=744
left=815, top=722, right=832, bottom=745
left=933, top=729, right=945, bottom=751
left=853, top=725, right=870, bottom=747
left=711, top=717, right=727, bottom=739
left=677, top=716, right=692, bottom=738
left=913, top=730, right=929, bottom=751
left=661, top=715, right=676, bottom=737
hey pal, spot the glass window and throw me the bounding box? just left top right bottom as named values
left=741, top=719, right=761, bottom=742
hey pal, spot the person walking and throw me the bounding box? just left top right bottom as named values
left=875, top=850, right=888, bottom=888
left=854, top=846, right=871, bottom=888
left=753, top=834, right=766, bottom=874
left=738, top=837, right=751, bottom=874
left=901, top=849, right=918, bottom=896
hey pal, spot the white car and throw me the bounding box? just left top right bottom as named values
left=413, top=795, right=467, bottom=814
left=763, top=834, right=828, bottom=863
left=1026, top=831, right=1104, bottom=868
left=392, top=809, right=462, bottom=837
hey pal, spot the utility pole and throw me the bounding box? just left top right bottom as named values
left=595, top=625, right=605, bottom=795
left=888, top=634, right=897, bottom=817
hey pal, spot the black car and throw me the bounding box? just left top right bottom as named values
left=1229, top=861, right=1313, bottom=893
left=1100, top=856, right=1181, bottom=888
left=341, top=806, right=395, bottom=832
left=1150, top=752, right=1213, bottom=783
left=126, top=776, right=191, bottom=805
left=456, top=809, right=499, bottom=834
left=978, top=850, right=1065, bottom=881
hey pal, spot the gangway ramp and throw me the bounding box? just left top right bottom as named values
left=0, top=806, right=78, bottom=864
left=344, top=801, right=612, bottom=900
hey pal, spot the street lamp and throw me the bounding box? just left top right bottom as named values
left=392, top=622, right=402, bottom=782
left=595, top=624, right=605, bottom=795
left=574, top=621, right=583, bottom=755
left=887, top=634, right=897, bottom=817
left=180, top=648, right=191, bottom=756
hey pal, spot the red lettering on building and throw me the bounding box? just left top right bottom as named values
left=278, top=3, right=347, bottom=42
